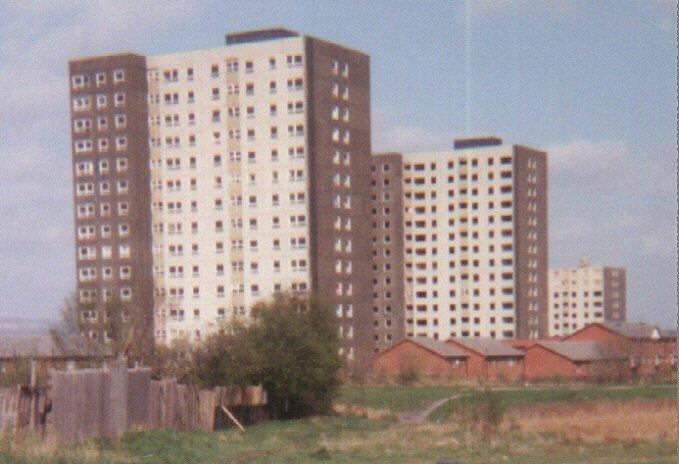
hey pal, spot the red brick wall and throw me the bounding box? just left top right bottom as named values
left=372, top=341, right=467, bottom=380
left=524, top=345, right=581, bottom=380
left=567, top=325, right=678, bottom=377
left=632, top=339, right=677, bottom=376
left=445, top=340, right=525, bottom=382
left=485, top=358, right=525, bottom=382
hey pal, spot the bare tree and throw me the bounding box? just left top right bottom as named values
left=50, top=292, right=156, bottom=364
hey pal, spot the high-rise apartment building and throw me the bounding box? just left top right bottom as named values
left=69, top=54, right=154, bottom=344
left=69, top=28, right=373, bottom=367
left=548, top=259, right=627, bottom=337
left=370, top=137, right=548, bottom=343
left=370, top=153, right=406, bottom=354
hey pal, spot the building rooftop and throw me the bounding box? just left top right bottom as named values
left=502, top=337, right=562, bottom=351
left=410, top=337, right=468, bottom=359
left=536, top=341, right=619, bottom=361
left=0, top=335, right=107, bottom=360
left=447, top=337, right=523, bottom=357
left=599, top=322, right=663, bottom=339
left=225, top=27, right=299, bottom=45
left=453, top=136, right=503, bottom=150
left=659, top=328, right=677, bottom=339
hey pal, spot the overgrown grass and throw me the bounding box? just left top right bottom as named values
left=337, top=385, right=465, bottom=412
left=0, top=384, right=675, bottom=463
left=507, top=398, right=677, bottom=443
left=0, top=414, right=676, bottom=464
left=429, top=384, right=677, bottom=422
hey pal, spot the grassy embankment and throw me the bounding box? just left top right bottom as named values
left=0, top=384, right=675, bottom=464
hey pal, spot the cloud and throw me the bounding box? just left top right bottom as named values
left=546, top=139, right=627, bottom=173
left=0, top=1, right=199, bottom=125
left=372, top=106, right=456, bottom=152
left=547, top=138, right=676, bottom=325
left=0, top=1, right=205, bottom=320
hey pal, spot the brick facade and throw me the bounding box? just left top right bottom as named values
left=372, top=339, right=468, bottom=380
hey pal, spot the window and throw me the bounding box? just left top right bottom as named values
left=287, top=54, right=303, bottom=67
left=119, top=266, right=131, bottom=280
left=119, top=244, right=130, bottom=258
left=116, top=157, right=128, bottom=172
left=96, top=117, right=108, bottom=131
left=117, top=180, right=129, bottom=194
left=113, top=114, right=126, bottom=129
left=117, top=223, right=129, bottom=237
left=75, top=161, right=93, bottom=176
left=163, top=69, right=179, bottom=82
left=113, top=70, right=125, bottom=83
left=78, top=267, right=96, bottom=282
left=73, top=118, right=91, bottom=133
left=71, top=74, right=90, bottom=89
left=114, top=93, right=125, bottom=107
left=120, top=287, right=132, bottom=302
left=115, top=136, right=127, bottom=151
left=117, top=201, right=129, bottom=216
left=76, top=182, right=94, bottom=196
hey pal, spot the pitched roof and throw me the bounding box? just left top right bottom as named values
left=535, top=341, right=621, bottom=362
left=448, top=337, right=523, bottom=357
left=409, top=337, right=468, bottom=359
left=0, top=335, right=106, bottom=359
left=502, top=337, right=561, bottom=351
left=598, top=322, right=661, bottom=339
left=659, top=328, right=677, bottom=339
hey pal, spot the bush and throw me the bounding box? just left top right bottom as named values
left=458, top=389, right=506, bottom=439
left=249, top=293, right=343, bottom=418
left=397, top=364, right=420, bottom=386
left=191, top=320, right=261, bottom=388
left=189, top=292, right=342, bottom=419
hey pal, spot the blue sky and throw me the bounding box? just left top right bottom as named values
left=0, top=0, right=676, bottom=327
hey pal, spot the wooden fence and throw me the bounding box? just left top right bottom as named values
left=0, top=386, right=48, bottom=442
left=0, top=364, right=267, bottom=445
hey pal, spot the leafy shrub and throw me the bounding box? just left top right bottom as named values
left=458, top=389, right=506, bottom=439
left=189, top=292, right=342, bottom=419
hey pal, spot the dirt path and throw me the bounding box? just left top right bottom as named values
left=396, top=394, right=461, bottom=423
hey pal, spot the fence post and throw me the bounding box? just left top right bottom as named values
left=104, top=360, right=128, bottom=439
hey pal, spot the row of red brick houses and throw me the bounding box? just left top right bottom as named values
left=372, top=322, right=677, bottom=382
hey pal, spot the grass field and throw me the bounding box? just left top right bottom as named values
left=337, top=385, right=465, bottom=412
left=2, top=415, right=676, bottom=464
left=0, top=384, right=675, bottom=464
left=428, top=384, right=677, bottom=422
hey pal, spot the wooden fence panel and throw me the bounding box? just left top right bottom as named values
left=127, top=369, right=151, bottom=430
left=0, top=388, right=19, bottom=439
left=47, top=367, right=267, bottom=444
left=198, top=389, right=216, bottom=431
left=104, top=362, right=127, bottom=439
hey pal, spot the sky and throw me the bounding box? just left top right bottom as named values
left=0, top=0, right=676, bottom=328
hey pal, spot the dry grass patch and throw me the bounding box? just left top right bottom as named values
left=506, top=398, right=677, bottom=443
